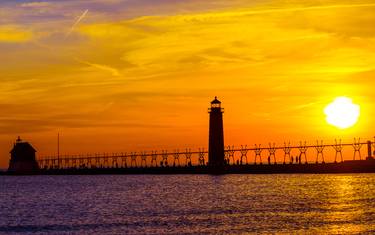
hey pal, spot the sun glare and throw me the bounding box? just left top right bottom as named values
left=324, top=97, right=360, bottom=129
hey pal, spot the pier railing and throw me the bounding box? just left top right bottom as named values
left=37, top=138, right=374, bottom=170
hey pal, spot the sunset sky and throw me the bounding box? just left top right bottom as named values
left=1, top=0, right=375, bottom=167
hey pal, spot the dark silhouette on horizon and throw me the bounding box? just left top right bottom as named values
left=3, top=97, right=375, bottom=175
left=208, top=96, right=225, bottom=168
left=8, top=137, right=39, bottom=173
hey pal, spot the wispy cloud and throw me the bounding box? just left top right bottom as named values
left=1, top=0, right=375, bottom=166
left=75, top=58, right=121, bottom=77
left=20, top=1, right=52, bottom=8
left=0, top=25, right=32, bottom=43
left=175, top=2, right=375, bottom=21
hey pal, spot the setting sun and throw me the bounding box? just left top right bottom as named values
left=324, top=97, right=360, bottom=129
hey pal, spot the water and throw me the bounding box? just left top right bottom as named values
left=0, top=174, right=375, bottom=234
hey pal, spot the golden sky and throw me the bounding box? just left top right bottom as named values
left=1, top=0, right=375, bottom=167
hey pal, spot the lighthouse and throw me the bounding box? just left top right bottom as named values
left=208, top=97, right=225, bottom=167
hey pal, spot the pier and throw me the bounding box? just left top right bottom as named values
left=3, top=97, right=375, bottom=175
left=30, top=139, right=375, bottom=174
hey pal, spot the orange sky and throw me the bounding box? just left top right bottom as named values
left=1, top=0, right=375, bottom=168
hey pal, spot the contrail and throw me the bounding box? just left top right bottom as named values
left=65, top=9, right=88, bottom=38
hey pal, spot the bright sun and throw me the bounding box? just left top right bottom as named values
left=324, top=97, right=360, bottom=129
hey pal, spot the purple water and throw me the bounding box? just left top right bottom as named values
left=1, top=174, right=375, bottom=234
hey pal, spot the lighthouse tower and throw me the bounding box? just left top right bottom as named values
left=208, top=97, right=225, bottom=167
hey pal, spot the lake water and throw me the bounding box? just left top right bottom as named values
left=0, top=174, right=375, bottom=234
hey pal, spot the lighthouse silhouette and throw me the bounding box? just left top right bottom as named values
left=208, top=97, right=225, bottom=167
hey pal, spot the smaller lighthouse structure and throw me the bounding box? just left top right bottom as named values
left=208, top=97, right=225, bottom=168
left=8, top=137, right=39, bottom=174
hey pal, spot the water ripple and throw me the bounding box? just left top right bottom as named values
left=1, top=174, right=375, bottom=234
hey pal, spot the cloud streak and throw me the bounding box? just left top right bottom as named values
left=0, top=25, right=32, bottom=43
left=20, top=2, right=52, bottom=8
left=75, top=58, right=121, bottom=77
left=1, top=0, right=375, bottom=166
left=197, top=3, right=375, bottom=18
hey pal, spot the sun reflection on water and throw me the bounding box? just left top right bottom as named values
left=0, top=174, right=375, bottom=234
